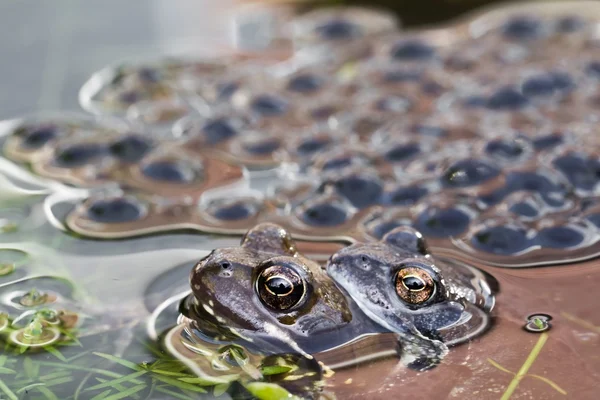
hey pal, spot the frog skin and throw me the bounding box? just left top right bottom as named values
left=188, top=222, right=386, bottom=358
left=327, top=226, right=496, bottom=370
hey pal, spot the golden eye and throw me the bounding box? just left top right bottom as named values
left=395, top=266, right=435, bottom=305
left=256, top=265, right=306, bottom=311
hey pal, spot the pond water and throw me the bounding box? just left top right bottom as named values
left=1, top=1, right=600, bottom=399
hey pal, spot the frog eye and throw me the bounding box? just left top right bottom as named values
left=395, top=266, right=435, bottom=305
left=256, top=265, right=306, bottom=311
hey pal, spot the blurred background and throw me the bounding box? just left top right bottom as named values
left=0, top=0, right=555, bottom=120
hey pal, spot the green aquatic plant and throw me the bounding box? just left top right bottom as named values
left=0, top=263, right=15, bottom=276
left=488, top=333, right=566, bottom=399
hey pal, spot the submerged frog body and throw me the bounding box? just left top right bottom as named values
left=327, top=226, right=495, bottom=369
left=188, top=222, right=384, bottom=358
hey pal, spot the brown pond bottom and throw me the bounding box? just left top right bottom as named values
left=320, top=261, right=600, bottom=399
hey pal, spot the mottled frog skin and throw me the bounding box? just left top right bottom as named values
left=189, top=223, right=494, bottom=371
left=188, top=222, right=385, bottom=357
left=327, top=226, right=495, bottom=369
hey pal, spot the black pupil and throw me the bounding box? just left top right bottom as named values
left=266, top=277, right=293, bottom=296
left=403, top=276, right=425, bottom=291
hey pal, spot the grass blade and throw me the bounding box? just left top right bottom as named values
left=0, top=378, right=18, bottom=400
left=34, top=385, right=59, bottom=400
left=44, top=346, right=68, bottom=362
left=36, top=361, right=142, bottom=381
left=17, top=383, right=46, bottom=394
left=102, top=384, right=146, bottom=400
left=0, top=367, right=15, bottom=375
left=90, top=389, right=113, bottom=400
left=155, top=386, right=195, bottom=400
left=85, top=371, right=148, bottom=391
left=528, top=374, right=567, bottom=395
left=487, top=359, right=515, bottom=376
left=150, top=375, right=207, bottom=393
left=93, top=353, right=143, bottom=371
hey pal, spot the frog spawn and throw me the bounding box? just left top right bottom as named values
left=3, top=6, right=600, bottom=267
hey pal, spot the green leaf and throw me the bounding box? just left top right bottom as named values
left=36, top=361, right=144, bottom=383
left=150, top=375, right=207, bottom=393
left=40, top=370, right=72, bottom=381
left=0, top=367, right=16, bottom=375
left=17, top=383, right=46, bottom=394
left=0, top=378, right=17, bottom=400
left=43, top=346, right=68, bottom=362
left=177, top=374, right=238, bottom=386
left=85, top=370, right=148, bottom=391
left=155, top=386, right=195, bottom=400
left=43, top=376, right=74, bottom=388
left=146, top=369, right=190, bottom=377
left=24, top=357, right=39, bottom=379
left=33, top=385, right=59, bottom=400
left=244, top=382, right=301, bottom=400
left=90, top=389, right=113, bottom=400
left=93, top=353, right=144, bottom=371
left=214, top=383, right=230, bottom=397
left=102, top=384, right=146, bottom=400
left=260, top=365, right=296, bottom=376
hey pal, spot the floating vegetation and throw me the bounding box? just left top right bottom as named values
left=524, top=314, right=552, bottom=333
left=488, top=333, right=567, bottom=399
left=18, top=289, right=56, bottom=307
left=0, top=263, right=14, bottom=276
